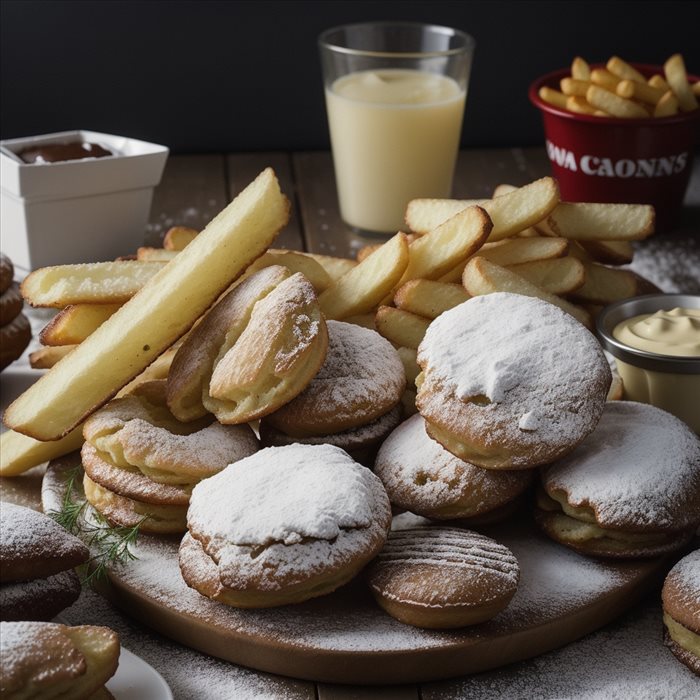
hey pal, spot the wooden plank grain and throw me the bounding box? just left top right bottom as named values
left=146, top=154, right=228, bottom=246
left=228, top=152, right=303, bottom=250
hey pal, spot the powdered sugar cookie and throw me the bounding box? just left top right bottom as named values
left=180, top=444, right=392, bottom=607
left=374, top=414, right=532, bottom=521
left=416, top=293, right=610, bottom=469
left=537, top=401, right=700, bottom=558
left=366, top=526, right=519, bottom=628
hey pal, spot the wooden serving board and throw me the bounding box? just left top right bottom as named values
left=42, top=454, right=670, bottom=685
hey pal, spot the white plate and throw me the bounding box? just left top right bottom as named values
left=106, top=646, right=173, bottom=700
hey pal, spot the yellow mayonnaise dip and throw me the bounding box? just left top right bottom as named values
left=613, top=307, right=700, bottom=357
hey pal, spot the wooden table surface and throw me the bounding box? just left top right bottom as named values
left=3, top=148, right=699, bottom=699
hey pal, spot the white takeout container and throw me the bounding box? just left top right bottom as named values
left=0, top=130, right=169, bottom=271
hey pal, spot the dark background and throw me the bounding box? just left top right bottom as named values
left=2, top=0, right=699, bottom=153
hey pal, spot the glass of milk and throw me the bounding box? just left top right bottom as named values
left=319, top=22, right=474, bottom=235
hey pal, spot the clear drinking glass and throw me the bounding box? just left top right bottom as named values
left=319, top=22, right=475, bottom=235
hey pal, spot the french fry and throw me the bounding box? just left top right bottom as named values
left=590, top=68, right=621, bottom=91
left=491, top=184, right=538, bottom=236
left=648, top=74, right=670, bottom=92
left=163, top=226, right=198, bottom=251
left=569, top=262, right=640, bottom=304
left=477, top=237, right=569, bottom=266
left=0, top=427, right=84, bottom=477
left=407, top=178, right=559, bottom=242
left=462, top=257, right=592, bottom=328
left=245, top=249, right=331, bottom=292
left=654, top=90, right=680, bottom=117
left=300, top=253, right=357, bottom=282
left=4, top=168, right=290, bottom=441
left=318, top=232, right=409, bottom=320
left=546, top=202, right=654, bottom=241
left=571, top=57, right=591, bottom=81
left=538, top=86, right=568, bottom=110
left=560, top=78, right=590, bottom=97
left=616, top=79, right=665, bottom=105
left=397, top=346, right=420, bottom=387
left=580, top=239, right=634, bottom=265
left=664, top=54, right=699, bottom=112
left=567, top=96, right=597, bottom=115
left=137, top=247, right=179, bottom=262
left=356, top=244, right=382, bottom=263
left=40, top=303, right=122, bottom=346
left=29, top=345, right=77, bottom=369
left=586, top=85, right=649, bottom=118
left=119, top=346, right=179, bottom=395
left=21, top=261, right=165, bottom=308
left=607, top=56, right=646, bottom=83
left=394, top=279, right=470, bottom=319
left=507, top=257, right=585, bottom=295
left=375, top=306, right=431, bottom=350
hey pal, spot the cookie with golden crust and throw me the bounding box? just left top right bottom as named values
left=374, top=414, right=532, bottom=521
left=263, top=321, right=405, bottom=438
left=0, top=621, right=119, bottom=699
left=416, top=293, right=610, bottom=469
left=662, top=550, right=700, bottom=676
left=366, top=526, right=519, bottom=629
left=83, top=380, right=258, bottom=485
left=536, top=402, right=700, bottom=559
left=180, top=444, right=392, bottom=608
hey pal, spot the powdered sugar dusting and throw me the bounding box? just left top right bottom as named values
left=663, top=549, right=700, bottom=625
left=543, top=402, right=700, bottom=530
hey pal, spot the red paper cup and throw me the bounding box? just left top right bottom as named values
left=529, top=65, right=700, bottom=232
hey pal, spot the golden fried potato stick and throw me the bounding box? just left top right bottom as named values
left=664, top=54, right=699, bottom=112
left=569, top=262, right=640, bottom=304
left=375, top=306, right=431, bottom=350
left=40, top=304, right=122, bottom=346
left=616, top=79, right=665, bottom=105
left=567, top=96, right=597, bottom=115
left=560, top=78, right=590, bottom=97
left=137, top=247, right=179, bottom=262
left=299, top=253, right=357, bottom=282
left=29, top=345, right=76, bottom=369
left=581, top=239, right=634, bottom=265
left=654, top=91, right=680, bottom=117
left=590, top=69, right=621, bottom=91
left=507, top=257, right=585, bottom=295
left=394, top=279, right=469, bottom=320
left=0, top=427, right=84, bottom=476
left=4, top=168, right=290, bottom=441
left=163, top=226, right=198, bottom=251
left=606, top=56, right=646, bottom=83
left=586, top=85, right=649, bottom=118
left=547, top=202, right=655, bottom=241
left=571, top=57, right=591, bottom=81
left=648, top=74, right=670, bottom=91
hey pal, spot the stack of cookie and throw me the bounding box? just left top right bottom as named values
left=0, top=253, right=31, bottom=371
left=0, top=503, right=88, bottom=621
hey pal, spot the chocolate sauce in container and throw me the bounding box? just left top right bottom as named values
left=18, top=141, right=114, bottom=164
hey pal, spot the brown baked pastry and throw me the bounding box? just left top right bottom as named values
left=0, top=621, right=119, bottom=699
left=180, top=444, right=392, bottom=608
left=0, top=283, right=23, bottom=326
left=262, top=320, right=406, bottom=437
left=366, top=525, right=519, bottom=628
left=0, top=314, right=31, bottom=372
left=416, top=293, right=611, bottom=469
left=0, top=253, right=13, bottom=294
left=536, top=402, right=700, bottom=558
left=662, top=550, right=700, bottom=676
left=374, top=413, right=533, bottom=522
left=1, top=570, right=82, bottom=622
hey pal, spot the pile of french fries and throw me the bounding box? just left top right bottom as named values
left=1, top=170, right=658, bottom=476
left=539, top=54, right=699, bottom=118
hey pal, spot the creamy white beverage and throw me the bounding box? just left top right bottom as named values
left=325, top=69, right=466, bottom=233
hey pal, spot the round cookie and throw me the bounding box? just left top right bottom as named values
left=0, top=282, right=23, bottom=326
left=0, top=253, right=13, bottom=293
left=374, top=414, right=533, bottom=521
left=416, top=293, right=611, bottom=469
left=1, top=570, right=82, bottom=622
left=662, top=550, right=700, bottom=676
left=366, top=525, right=519, bottom=628
left=0, top=313, right=31, bottom=371
left=263, top=321, right=406, bottom=437
left=536, top=402, right=700, bottom=558
left=180, top=444, right=392, bottom=608
left=83, top=380, right=259, bottom=485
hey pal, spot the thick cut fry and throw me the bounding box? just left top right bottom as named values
left=29, top=345, right=77, bottom=369
left=120, top=346, right=178, bottom=395
left=478, top=236, right=569, bottom=266
left=0, top=427, right=84, bottom=476
left=547, top=202, right=654, bottom=241
left=607, top=56, right=646, bottom=83
left=648, top=74, right=670, bottom=91
left=163, top=226, right=198, bottom=250
left=580, top=239, right=634, bottom=265
left=21, top=261, right=165, bottom=308
left=300, top=253, right=357, bottom=282
left=491, top=184, right=538, bottom=235
left=462, top=257, right=592, bottom=328
left=654, top=91, right=680, bottom=117
left=569, top=262, right=639, bottom=304
left=137, top=247, right=179, bottom=262
left=375, top=306, right=431, bottom=350
left=567, top=96, right=597, bottom=115
left=664, top=54, right=699, bottom=112
left=586, top=85, right=649, bottom=118
left=571, top=57, right=591, bottom=81
left=507, top=257, right=585, bottom=295
left=4, top=168, right=290, bottom=441
left=560, top=78, right=590, bottom=96
left=318, top=232, right=409, bottom=320
left=356, top=244, right=382, bottom=263
left=245, top=249, right=331, bottom=292
left=407, top=178, right=559, bottom=242
left=394, top=279, right=470, bottom=319
left=40, top=304, right=122, bottom=346
left=590, top=69, right=621, bottom=91
left=538, top=86, right=568, bottom=110
left=397, top=346, right=420, bottom=387
left=616, top=79, right=665, bottom=105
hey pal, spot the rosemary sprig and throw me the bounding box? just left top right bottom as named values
left=48, top=465, right=145, bottom=587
